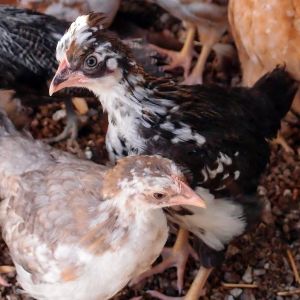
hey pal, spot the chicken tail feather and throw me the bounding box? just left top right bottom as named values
left=250, top=66, right=298, bottom=139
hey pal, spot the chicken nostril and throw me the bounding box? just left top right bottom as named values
left=53, top=75, right=65, bottom=86
left=53, top=67, right=71, bottom=86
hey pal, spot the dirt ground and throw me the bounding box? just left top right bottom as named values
left=0, top=1, right=300, bottom=299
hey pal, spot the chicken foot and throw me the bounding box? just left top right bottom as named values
left=131, top=229, right=198, bottom=293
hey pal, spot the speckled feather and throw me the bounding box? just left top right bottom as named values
left=228, top=0, right=300, bottom=115
left=228, top=0, right=300, bottom=85
left=56, top=16, right=297, bottom=267
left=0, top=112, right=189, bottom=300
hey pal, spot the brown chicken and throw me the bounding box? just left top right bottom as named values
left=0, top=109, right=206, bottom=298
left=228, top=0, right=300, bottom=153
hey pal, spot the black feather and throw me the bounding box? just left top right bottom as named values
left=0, top=6, right=163, bottom=107
left=246, top=66, right=297, bottom=138
left=0, top=5, right=92, bottom=106
left=59, top=21, right=298, bottom=269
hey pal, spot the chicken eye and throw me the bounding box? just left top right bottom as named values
left=153, top=193, right=166, bottom=200
left=84, top=55, right=98, bottom=69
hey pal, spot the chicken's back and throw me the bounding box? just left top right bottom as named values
left=229, top=0, right=300, bottom=85
left=0, top=109, right=82, bottom=177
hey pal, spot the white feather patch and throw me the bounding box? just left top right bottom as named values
left=168, top=187, right=246, bottom=251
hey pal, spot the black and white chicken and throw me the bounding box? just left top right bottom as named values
left=49, top=13, right=297, bottom=299
left=0, top=6, right=163, bottom=152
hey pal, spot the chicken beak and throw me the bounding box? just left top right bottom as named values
left=169, top=180, right=206, bottom=208
left=49, top=57, right=87, bottom=96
